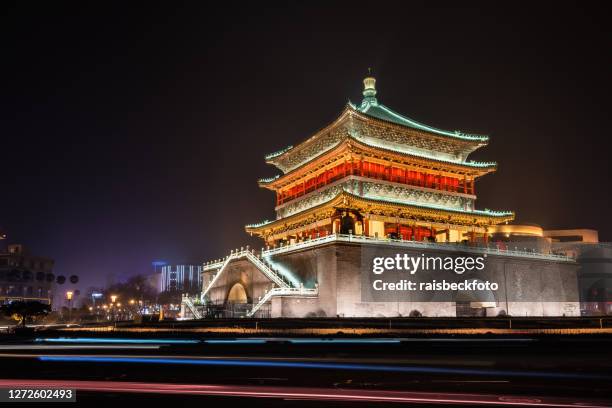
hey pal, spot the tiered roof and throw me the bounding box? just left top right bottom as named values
left=354, top=101, right=488, bottom=142
left=246, top=75, right=514, bottom=237
left=265, top=77, right=490, bottom=175
left=246, top=190, right=514, bottom=237
left=259, top=137, right=496, bottom=191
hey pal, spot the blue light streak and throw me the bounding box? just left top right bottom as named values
left=34, top=338, right=199, bottom=344
left=205, top=339, right=268, bottom=344
left=288, top=339, right=401, bottom=344
left=37, top=356, right=611, bottom=380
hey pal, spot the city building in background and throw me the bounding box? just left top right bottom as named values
left=0, top=244, right=55, bottom=305
left=546, top=230, right=612, bottom=316
left=182, top=75, right=610, bottom=319
left=160, top=264, right=202, bottom=293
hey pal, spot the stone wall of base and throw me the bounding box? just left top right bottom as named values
left=206, top=242, right=581, bottom=318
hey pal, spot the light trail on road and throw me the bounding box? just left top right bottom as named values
left=0, top=379, right=607, bottom=407
left=35, top=337, right=199, bottom=344
left=33, top=336, right=537, bottom=345
left=35, top=355, right=612, bottom=380
left=0, top=345, right=161, bottom=350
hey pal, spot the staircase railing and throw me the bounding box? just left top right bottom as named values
left=202, top=250, right=291, bottom=299
left=247, top=287, right=318, bottom=317
left=181, top=295, right=202, bottom=319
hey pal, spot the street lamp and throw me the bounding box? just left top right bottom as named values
left=66, top=291, right=74, bottom=323
left=109, top=295, right=118, bottom=322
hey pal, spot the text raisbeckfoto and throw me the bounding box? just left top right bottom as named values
left=373, top=279, right=499, bottom=291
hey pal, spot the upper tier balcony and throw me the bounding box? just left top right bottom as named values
left=276, top=160, right=475, bottom=206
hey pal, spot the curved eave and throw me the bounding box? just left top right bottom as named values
left=347, top=106, right=488, bottom=159
left=354, top=102, right=489, bottom=143
left=245, top=220, right=274, bottom=229
left=346, top=191, right=514, bottom=220
left=259, top=136, right=497, bottom=190
left=265, top=103, right=490, bottom=174
left=264, top=145, right=294, bottom=161
left=245, top=191, right=514, bottom=235
left=257, top=175, right=281, bottom=186
left=265, top=106, right=354, bottom=169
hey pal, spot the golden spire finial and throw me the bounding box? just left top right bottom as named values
left=362, top=69, right=377, bottom=103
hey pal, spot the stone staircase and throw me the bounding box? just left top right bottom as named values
left=181, top=249, right=318, bottom=319
left=181, top=295, right=202, bottom=319
left=201, top=249, right=292, bottom=299
left=247, top=286, right=318, bottom=317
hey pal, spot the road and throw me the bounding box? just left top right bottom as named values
left=0, top=334, right=610, bottom=406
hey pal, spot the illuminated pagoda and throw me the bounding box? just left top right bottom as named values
left=246, top=75, right=514, bottom=246
left=183, top=75, right=581, bottom=319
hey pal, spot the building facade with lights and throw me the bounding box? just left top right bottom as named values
left=0, top=244, right=55, bottom=305
left=182, top=76, right=591, bottom=319
left=160, top=264, right=202, bottom=294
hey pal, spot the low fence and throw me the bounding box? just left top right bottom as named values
left=54, top=316, right=612, bottom=334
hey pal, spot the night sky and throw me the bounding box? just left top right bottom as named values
left=1, top=2, right=610, bottom=292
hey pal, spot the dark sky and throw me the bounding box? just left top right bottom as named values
left=1, top=2, right=610, bottom=291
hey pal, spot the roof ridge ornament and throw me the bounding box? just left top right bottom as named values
left=361, top=70, right=377, bottom=108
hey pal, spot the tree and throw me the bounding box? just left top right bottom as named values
left=0, top=301, right=51, bottom=327
left=105, top=275, right=157, bottom=302
left=157, top=290, right=181, bottom=305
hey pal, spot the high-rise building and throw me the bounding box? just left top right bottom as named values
left=160, top=264, right=202, bottom=293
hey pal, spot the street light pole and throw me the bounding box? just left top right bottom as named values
left=66, top=291, right=73, bottom=323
